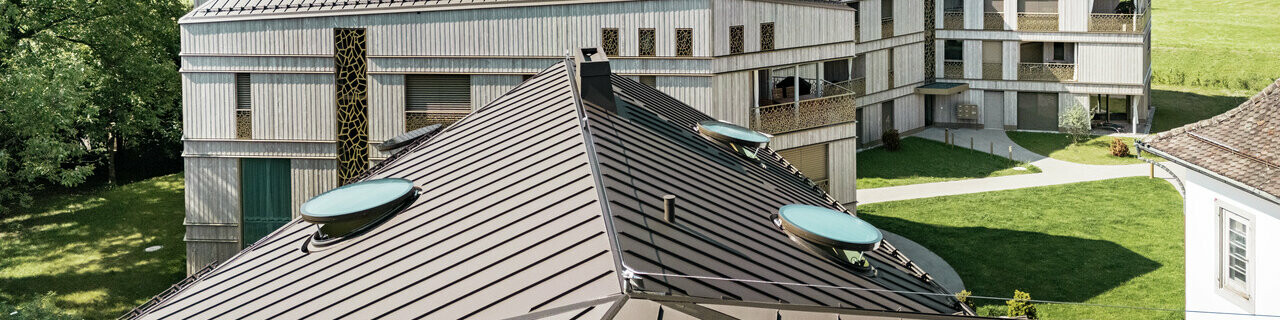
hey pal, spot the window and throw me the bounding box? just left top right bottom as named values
left=235, top=73, right=251, bottom=139
left=639, top=76, right=657, bottom=88
left=601, top=28, right=620, bottom=56
left=675, top=28, right=693, bottom=56
left=1053, top=42, right=1065, bottom=61
left=638, top=28, right=656, bottom=56
left=405, top=74, right=471, bottom=131
left=729, top=25, right=744, bottom=54
left=882, top=0, right=894, bottom=20
left=760, top=23, right=775, bottom=51
left=1219, top=205, right=1252, bottom=301
left=944, top=40, right=963, bottom=60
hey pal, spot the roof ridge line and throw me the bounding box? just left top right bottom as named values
left=562, top=53, right=635, bottom=296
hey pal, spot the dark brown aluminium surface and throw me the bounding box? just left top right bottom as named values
left=130, top=59, right=964, bottom=319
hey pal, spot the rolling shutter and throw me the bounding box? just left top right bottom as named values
left=241, top=158, right=292, bottom=247
left=405, top=75, right=471, bottom=111
left=777, top=143, right=829, bottom=183
left=235, top=73, right=251, bottom=110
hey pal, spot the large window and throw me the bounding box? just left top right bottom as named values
left=1219, top=205, right=1252, bottom=302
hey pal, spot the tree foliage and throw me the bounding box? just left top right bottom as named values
left=1059, top=103, right=1092, bottom=144
left=0, top=0, right=187, bottom=213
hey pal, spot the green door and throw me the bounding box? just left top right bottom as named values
left=241, top=158, right=292, bottom=247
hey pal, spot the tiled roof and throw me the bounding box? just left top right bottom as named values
left=1142, top=78, right=1280, bottom=198
left=126, top=58, right=965, bottom=319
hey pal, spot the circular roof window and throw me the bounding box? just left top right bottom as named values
left=776, top=204, right=882, bottom=271
left=301, top=178, right=417, bottom=244
left=697, top=121, right=770, bottom=148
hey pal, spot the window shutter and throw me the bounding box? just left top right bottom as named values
left=405, top=75, right=472, bottom=111
left=776, top=143, right=829, bottom=183
left=241, top=158, right=292, bottom=247
left=235, top=73, right=251, bottom=110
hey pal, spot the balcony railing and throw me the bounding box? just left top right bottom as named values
left=1018, top=62, right=1075, bottom=82
left=1089, top=13, right=1147, bottom=33
left=943, top=60, right=964, bottom=79
left=750, top=93, right=858, bottom=134
left=984, top=12, right=1005, bottom=30
left=848, top=77, right=865, bottom=96
left=983, top=62, right=1002, bottom=80
left=1017, top=13, right=1058, bottom=32
left=881, top=18, right=894, bottom=38
left=943, top=11, right=964, bottom=29
left=822, top=78, right=865, bottom=97
left=406, top=110, right=467, bottom=131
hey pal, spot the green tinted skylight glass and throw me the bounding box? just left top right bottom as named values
left=778, top=204, right=882, bottom=251
left=301, top=178, right=415, bottom=222
left=698, top=121, right=770, bottom=145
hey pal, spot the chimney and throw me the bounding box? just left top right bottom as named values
left=573, top=48, right=617, bottom=113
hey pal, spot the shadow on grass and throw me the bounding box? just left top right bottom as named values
left=0, top=174, right=186, bottom=319
left=858, top=212, right=1161, bottom=311
left=1150, top=88, right=1250, bottom=133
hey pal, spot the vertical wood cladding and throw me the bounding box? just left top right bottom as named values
left=335, top=28, right=369, bottom=185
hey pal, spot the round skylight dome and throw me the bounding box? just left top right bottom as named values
left=697, top=120, right=770, bottom=148
left=301, top=178, right=417, bottom=240
left=777, top=204, right=883, bottom=252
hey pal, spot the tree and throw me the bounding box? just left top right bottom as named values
left=0, top=0, right=186, bottom=213
left=1059, top=103, right=1092, bottom=144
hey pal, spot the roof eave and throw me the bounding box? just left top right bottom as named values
left=627, top=292, right=984, bottom=319
left=1137, top=141, right=1280, bottom=206
left=179, top=0, right=642, bottom=25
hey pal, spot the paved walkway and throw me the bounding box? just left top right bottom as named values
left=858, top=128, right=1183, bottom=204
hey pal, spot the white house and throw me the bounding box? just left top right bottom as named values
left=1139, top=79, right=1280, bottom=319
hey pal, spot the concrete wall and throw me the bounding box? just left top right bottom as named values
left=1183, top=170, right=1280, bottom=319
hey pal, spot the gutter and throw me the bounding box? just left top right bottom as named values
left=1137, top=141, right=1280, bottom=206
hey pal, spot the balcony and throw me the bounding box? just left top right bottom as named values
left=943, top=11, right=964, bottom=29
left=984, top=12, right=1005, bottom=30
left=823, top=77, right=865, bottom=97
left=406, top=110, right=467, bottom=131
left=1017, top=13, right=1058, bottom=32
left=881, top=18, right=894, bottom=38
left=1018, top=62, right=1074, bottom=82
left=943, top=60, right=963, bottom=79
left=1089, top=13, right=1147, bottom=33
left=982, top=62, right=1002, bottom=80
left=750, top=93, right=858, bottom=134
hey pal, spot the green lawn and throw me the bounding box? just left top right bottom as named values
left=858, top=177, right=1184, bottom=319
left=1152, top=0, right=1280, bottom=91
left=1151, top=85, right=1252, bottom=132
left=1149, top=0, right=1279, bottom=132
left=1006, top=132, right=1154, bottom=165
left=856, top=137, right=1039, bottom=189
left=0, top=174, right=186, bottom=319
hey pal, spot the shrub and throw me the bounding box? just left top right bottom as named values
left=1110, top=138, right=1131, bottom=157
left=1059, top=104, right=1092, bottom=144
left=882, top=129, right=901, bottom=151
left=1006, top=290, right=1039, bottom=319
left=955, top=290, right=976, bottom=310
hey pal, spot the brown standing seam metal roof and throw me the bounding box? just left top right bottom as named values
left=128, top=58, right=965, bottom=319
left=1141, top=78, right=1280, bottom=199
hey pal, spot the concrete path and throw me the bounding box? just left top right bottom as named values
left=880, top=229, right=965, bottom=293
left=857, top=128, right=1183, bottom=204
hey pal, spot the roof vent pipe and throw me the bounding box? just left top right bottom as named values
left=662, top=195, right=677, bottom=223
left=573, top=47, right=617, bottom=113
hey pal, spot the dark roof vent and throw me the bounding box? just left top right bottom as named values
left=775, top=204, right=882, bottom=271
left=697, top=120, right=771, bottom=159
left=377, top=124, right=442, bottom=152
left=573, top=47, right=617, bottom=113
left=301, top=178, right=418, bottom=247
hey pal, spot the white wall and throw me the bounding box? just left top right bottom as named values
left=1184, top=170, right=1280, bottom=319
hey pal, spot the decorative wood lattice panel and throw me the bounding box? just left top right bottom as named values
left=1018, top=63, right=1075, bottom=82
left=1089, top=14, right=1146, bottom=33
left=601, top=28, right=620, bottom=56
left=985, top=12, right=1005, bottom=30
left=729, top=25, right=744, bottom=54
left=750, top=94, right=857, bottom=134
left=335, top=28, right=369, bottom=185
left=406, top=111, right=466, bottom=131
left=236, top=110, right=251, bottom=139
left=881, top=18, right=894, bottom=38
left=1017, top=13, right=1058, bottom=31
left=923, top=0, right=934, bottom=79
left=760, top=23, right=774, bottom=51
left=983, top=62, right=1002, bottom=80
left=943, top=12, right=963, bottom=29
left=675, top=28, right=693, bottom=56
left=944, top=61, right=964, bottom=78
left=638, top=28, right=656, bottom=56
